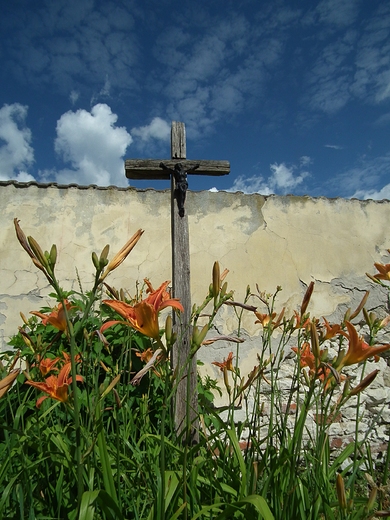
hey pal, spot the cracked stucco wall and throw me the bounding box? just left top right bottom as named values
left=1, top=182, right=390, bottom=347
left=1, top=181, right=390, bottom=452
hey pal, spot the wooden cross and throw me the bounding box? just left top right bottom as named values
left=125, top=121, right=230, bottom=442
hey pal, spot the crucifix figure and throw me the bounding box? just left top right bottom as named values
left=159, top=162, right=199, bottom=217
left=125, top=121, right=230, bottom=442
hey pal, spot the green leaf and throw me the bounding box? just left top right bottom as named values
left=164, top=471, right=180, bottom=512
left=95, top=403, right=118, bottom=505
left=78, top=490, right=99, bottom=520
left=168, top=502, right=187, bottom=520
left=215, top=495, right=275, bottom=520
left=226, top=428, right=247, bottom=500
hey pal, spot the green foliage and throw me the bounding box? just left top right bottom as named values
left=0, top=222, right=389, bottom=519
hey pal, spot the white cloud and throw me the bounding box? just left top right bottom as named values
left=302, top=2, right=390, bottom=116
left=300, top=155, right=312, bottom=166
left=325, top=144, right=343, bottom=149
left=154, top=14, right=285, bottom=137
left=6, top=1, right=139, bottom=97
left=305, top=35, right=355, bottom=114
left=270, top=163, right=308, bottom=190
left=0, top=103, right=35, bottom=181
left=69, top=90, right=80, bottom=105
left=229, top=161, right=309, bottom=195
left=14, top=171, right=36, bottom=182
left=229, top=174, right=274, bottom=195
left=49, top=104, right=132, bottom=186
left=131, top=117, right=170, bottom=142
left=328, top=154, right=390, bottom=199
left=352, top=184, right=390, bottom=201
left=350, top=3, right=390, bottom=104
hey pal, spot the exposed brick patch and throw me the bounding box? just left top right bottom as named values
left=314, top=412, right=342, bottom=425
left=330, top=437, right=343, bottom=449
left=281, top=402, right=297, bottom=414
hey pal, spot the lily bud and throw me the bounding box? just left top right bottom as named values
left=113, top=388, right=122, bottom=409
left=223, top=366, right=231, bottom=395
left=366, top=487, right=377, bottom=512
left=192, top=324, right=209, bottom=350
left=301, top=281, right=314, bottom=316
left=0, top=369, right=20, bottom=399
left=49, top=244, right=57, bottom=268
left=92, top=251, right=100, bottom=270
left=310, top=321, right=321, bottom=363
left=100, top=244, right=110, bottom=262
left=212, top=261, right=220, bottom=301
left=20, top=312, right=29, bottom=325
left=349, top=370, right=379, bottom=396
left=99, top=230, right=143, bottom=282
left=369, top=311, right=377, bottom=324
left=28, top=236, right=49, bottom=269
left=100, top=373, right=121, bottom=399
left=336, top=473, right=347, bottom=510
left=165, top=315, right=173, bottom=344
left=341, top=379, right=350, bottom=400
left=197, top=324, right=209, bottom=346
left=349, top=291, right=369, bottom=320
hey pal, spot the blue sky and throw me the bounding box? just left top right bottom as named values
left=0, top=0, right=389, bottom=199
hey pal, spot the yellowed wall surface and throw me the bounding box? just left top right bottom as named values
left=1, top=181, right=390, bottom=349
left=2, top=181, right=390, bottom=451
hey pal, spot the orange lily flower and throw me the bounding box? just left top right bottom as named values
left=255, top=312, right=276, bottom=327
left=26, top=363, right=83, bottom=408
left=293, top=310, right=311, bottom=331
left=338, top=321, right=390, bottom=368
left=292, top=342, right=316, bottom=373
left=321, top=317, right=343, bottom=341
left=30, top=300, right=75, bottom=332
left=101, top=281, right=184, bottom=340
left=37, top=356, right=60, bottom=376
left=61, top=351, right=82, bottom=365
left=135, top=348, right=154, bottom=363
left=135, top=348, right=161, bottom=377
left=372, top=262, right=390, bottom=282
left=291, top=342, right=333, bottom=386
left=212, top=351, right=234, bottom=372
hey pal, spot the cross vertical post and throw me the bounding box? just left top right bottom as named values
left=170, top=122, right=197, bottom=442
left=125, top=121, right=230, bottom=442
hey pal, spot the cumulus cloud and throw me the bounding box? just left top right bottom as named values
left=46, top=104, right=132, bottom=186
left=0, top=103, right=35, bottom=182
left=229, top=160, right=310, bottom=195
left=131, top=117, right=170, bottom=142
left=352, top=184, right=390, bottom=201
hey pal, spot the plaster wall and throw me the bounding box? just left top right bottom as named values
left=1, top=181, right=390, bottom=452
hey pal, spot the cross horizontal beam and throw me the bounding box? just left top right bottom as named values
left=125, top=159, right=230, bottom=180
